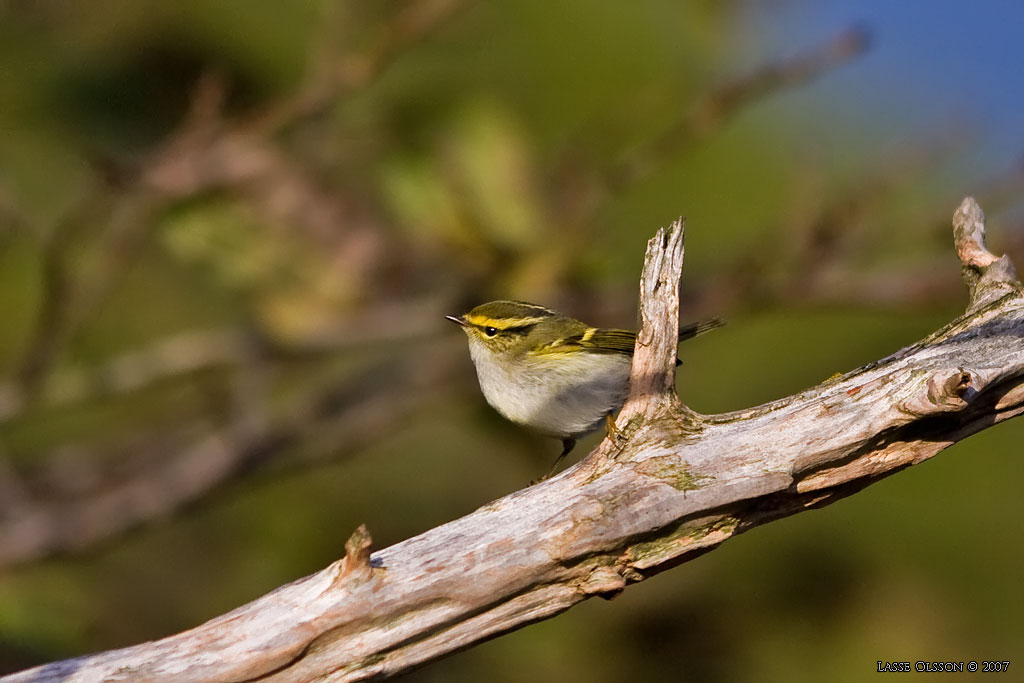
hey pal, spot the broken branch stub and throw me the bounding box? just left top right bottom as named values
left=618, top=217, right=698, bottom=433
left=953, top=196, right=1021, bottom=312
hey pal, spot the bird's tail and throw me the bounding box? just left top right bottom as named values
left=677, top=317, right=725, bottom=342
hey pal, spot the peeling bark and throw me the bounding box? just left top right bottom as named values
left=8, top=197, right=1023, bottom=683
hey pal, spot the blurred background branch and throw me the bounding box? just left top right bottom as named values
left=0, top=7, right=914, bottom=571
left=610, top=26, right=871, bottom=188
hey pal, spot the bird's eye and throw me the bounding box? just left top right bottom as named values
left=484, top=326, right=498, bottom=337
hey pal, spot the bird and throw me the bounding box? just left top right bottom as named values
left=447, top=300, right=723, bottom=476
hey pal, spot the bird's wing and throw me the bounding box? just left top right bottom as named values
left=564, top=328, right=637, bottom=355
left=538, top=319, right=723, bottom=361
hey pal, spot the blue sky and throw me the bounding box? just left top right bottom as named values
left=743, top=2, right=1024, bottom=180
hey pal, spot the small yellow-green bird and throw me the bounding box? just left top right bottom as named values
left=447, top=300, right=723, bottom=475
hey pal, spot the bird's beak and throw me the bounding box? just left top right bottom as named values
left=445, top=314, right=467, bottom=327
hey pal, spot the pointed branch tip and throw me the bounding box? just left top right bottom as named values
left=953, top=196, right=998, bottom=269
left=951, top=196, right=1021, bottom=311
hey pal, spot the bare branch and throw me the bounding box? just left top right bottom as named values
left=686, top=26, right=870, bottom=138
left=0, top=328, right=249, bottom=423
left=0, top=349, right=456, bottom=570
left=611, top=26, right=870, bottom=187
left=241, top=0, right=468, bottom=138
left=8, top=0, right=468, bottom=399
left=9, top=197, right=1024, bottom=682
left=0, top=1, right=472, bottom=570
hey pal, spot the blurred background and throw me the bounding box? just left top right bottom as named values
left=1, top=1, right=1023, bottom=680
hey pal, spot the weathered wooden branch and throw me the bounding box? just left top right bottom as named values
left=9, top=197, right=1024, bottom=683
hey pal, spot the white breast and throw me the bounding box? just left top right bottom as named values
left=468, top=340, right=632, bottom=439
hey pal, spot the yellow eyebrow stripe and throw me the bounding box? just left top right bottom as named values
left=463, top=314, right=549, bottom=329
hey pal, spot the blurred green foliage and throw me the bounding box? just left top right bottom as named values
left=0, top=1, right=1022, bottom=680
